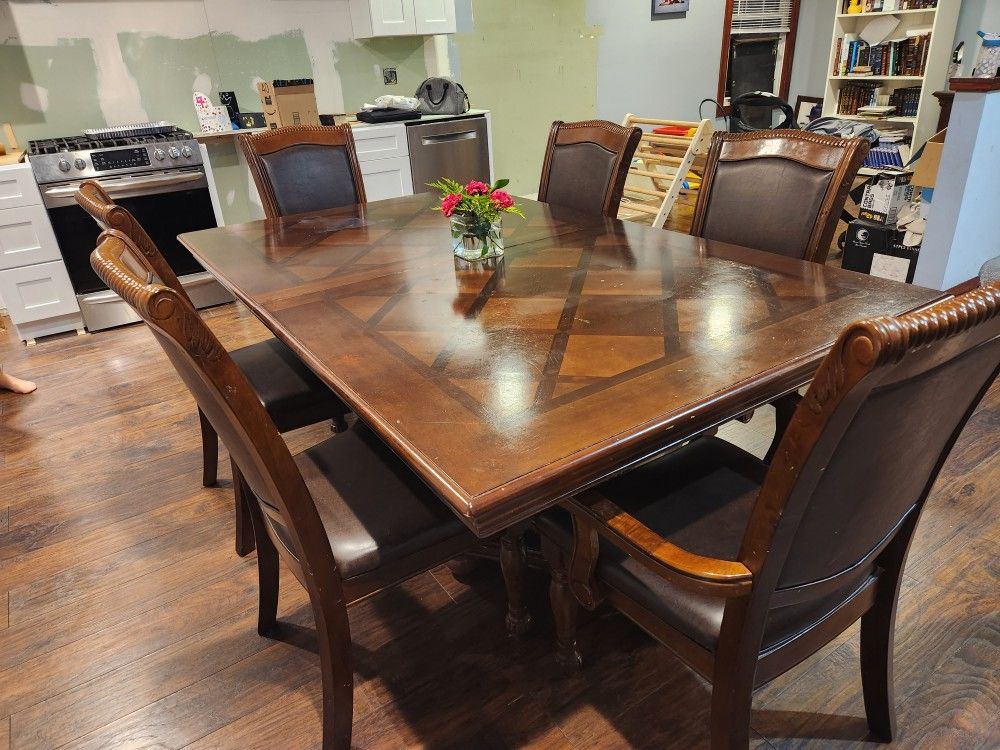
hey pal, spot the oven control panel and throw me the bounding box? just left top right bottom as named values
left=91, top=147, right=151, bottom=172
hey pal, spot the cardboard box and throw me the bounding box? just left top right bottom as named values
left=256, top=80, right=320, bottom=129
left=842, top=219, right=918, bottom=283
left=858, top=172, right=914, bottom=226
left=910, top=129, right=946, bottom=189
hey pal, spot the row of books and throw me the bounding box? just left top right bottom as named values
left=840, top=0, right=936, bottom=11
left=888, top=86, right=922, bottom=117
left=832, top=33, right=932, bottom=77
left=837, top=82, right=883, bottom=115
left=863, top=144, right=905, bottom=170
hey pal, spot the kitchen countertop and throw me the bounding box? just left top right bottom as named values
left=195, top=109, right=490, bottom=144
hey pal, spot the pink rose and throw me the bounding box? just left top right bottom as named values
left=490, top=190, right=514, bottom=210
left=465, top=180, right=490, bottom=195
left=441, top=193, right=462, bottom=217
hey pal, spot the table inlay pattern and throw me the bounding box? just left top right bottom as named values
left=182, top=194, right=940, bottom=535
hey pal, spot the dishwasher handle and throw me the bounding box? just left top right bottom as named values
left=420, top=130, right=479, bottom=146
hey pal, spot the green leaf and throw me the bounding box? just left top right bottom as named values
left=492, top=178, right=510, bottom=190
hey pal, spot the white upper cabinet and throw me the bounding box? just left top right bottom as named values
left=413, top=0, right=456, bottom=35
left=350, top=0, right=456, bottom=38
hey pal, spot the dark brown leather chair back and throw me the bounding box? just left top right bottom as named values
left=90, top=231, right=342, bottom=593
left=691, top=130, right=869, bottom=263
left=538, top=120, right=642, bottom=218
left=745, top=285, right=1000, bottom=611
left=240, top=125, right=367, bottom=219
left=75, top=181, right=189, bottom=301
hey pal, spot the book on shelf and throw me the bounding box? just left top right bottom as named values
left=841, top=0, right=937, bottom=10
left=833, top=32, right=932, bottom=76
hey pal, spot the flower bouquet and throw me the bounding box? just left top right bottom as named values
left=429, top=178, right=525, bottom=261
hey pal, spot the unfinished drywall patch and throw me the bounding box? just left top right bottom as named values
left=454, top=0, right=599, bottom=195
left=0, top=39, right=105, bottom=140
left=334, top=37, right=429, bottom=112
left=210, top=30, right=314, bottom=118
left=118, top=33, right=219, bottom=133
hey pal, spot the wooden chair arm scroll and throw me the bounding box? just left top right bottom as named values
left=567, top=489, right=754, bottom=598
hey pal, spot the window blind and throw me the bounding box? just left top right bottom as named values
left=731, top=0, right=795, bottom=34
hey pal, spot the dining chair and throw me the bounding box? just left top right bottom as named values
left=91, top=231, right=478, bottom=750
left=536, top=282, right=1000, bottom=749
left=240, top=125, right=367, bottom=219
left=537, top=119, right=642, bottom=218
left=76, top=181, right=351, bottom=557
left=690, top=130, right=869, bottom=264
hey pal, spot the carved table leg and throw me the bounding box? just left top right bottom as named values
left=765, top=392, right=803, bottom=464
left=541, top=536, right=582, bottom=670
left=500, top=527, right=532, bottom=635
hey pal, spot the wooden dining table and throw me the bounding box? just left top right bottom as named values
left=180, top=194, right=940, bottom=541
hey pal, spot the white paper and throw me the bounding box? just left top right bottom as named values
left=870, top=253, right=910, bottom=283
left=860, top=15, right=900, bottom=47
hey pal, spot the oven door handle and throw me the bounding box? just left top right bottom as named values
left=43, top=172, right=204, bottom=198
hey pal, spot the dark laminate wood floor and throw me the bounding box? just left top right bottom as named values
left=1, top=303, right=997, bottom=750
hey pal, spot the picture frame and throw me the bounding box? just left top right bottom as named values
left=651, top=0, right=689, bottom=19
left=794, top=95, right=824, bottom=127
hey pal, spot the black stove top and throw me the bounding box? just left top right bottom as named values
left=27, top=128, right=195, bottom=156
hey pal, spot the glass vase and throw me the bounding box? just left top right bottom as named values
left=450, top=213, right=504, bottom=261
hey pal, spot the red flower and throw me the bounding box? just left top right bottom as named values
left=465, top=180, right=490, bottom=195
left=490, top=190, right=514, bottom=210
left=441, top=193, right=462, bottom=217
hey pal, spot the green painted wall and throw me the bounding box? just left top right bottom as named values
left=335, top=37, right=430, bottom=112
left=454, top=0, right=600, bottom=195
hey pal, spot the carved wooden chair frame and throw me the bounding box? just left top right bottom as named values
left=538, top=119, right=643, bottom=218
left=690, top=130, right=870, bottom=264
left=239, top=125, right=367, bottom=220
left=542, top=283, right=1000, bottom=748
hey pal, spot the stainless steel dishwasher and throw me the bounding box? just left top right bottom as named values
left=406, top=115, right=491, bottom=193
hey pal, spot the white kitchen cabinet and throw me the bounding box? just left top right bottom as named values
left=0, top=260, right=80, bottom=326
left=0, top=163, right=44, bottom=211
left=352, top=123, right=408, bottom=162
left=0, top=162, right=83, bottom=341
left=349, top=0, right=455, bottom=38
left=0, top=204, right=62, bottom=270
left=413, top=0, right=456, bottom=35
left=360, top=156, right=414, bottom=202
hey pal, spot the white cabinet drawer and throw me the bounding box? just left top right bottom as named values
left=0, top=204, right=61, bottom=270
left=361, top=155, right=414, bottom=202
left=0, top=164, right=44, bottom=211
left=352, top=124, right=408, bottom=163
left=0, top=260, right=80, bottom=323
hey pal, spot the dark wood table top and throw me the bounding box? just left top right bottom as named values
left=181, top=194, right=941, bottom=536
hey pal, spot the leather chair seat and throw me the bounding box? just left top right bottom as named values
left=293, top=421, right=471, bottom=579
left=538, top=437, right=873, bottom=652
left=231, top=338, right=349, bottom=433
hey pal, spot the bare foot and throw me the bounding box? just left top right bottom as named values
left=0, top=371, right=37, bottom=394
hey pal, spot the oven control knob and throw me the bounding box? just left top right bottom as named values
left=74, top=158, right=87, bottom=170
left=58, top=158, right=71, bottom=172
left=180, top=146, right=194, bottom=158
left=153, top=148, right=166, bottom=161
left=167, top=146, right=181, bottom=159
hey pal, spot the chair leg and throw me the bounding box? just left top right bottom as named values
left=499, top=527, right=532, bottom=635
left=859, top=517, right=914, bottom=743
left=198, top=408, right=219, bottom=487
left=243, top=486, right=279, bottom=636
left=860, top=598, right=897, bottom=742
left=540, top=536, right=582, bottom=670
left=709, top=669, right=754, bottom=750
left=313, top=594, right=355, bottom=750
left=764, top=392, right=802, bottom=464
left=232, top=459, right=257, bottom=557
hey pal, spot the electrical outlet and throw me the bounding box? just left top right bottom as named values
left=382, top=67, right=398, bottom=86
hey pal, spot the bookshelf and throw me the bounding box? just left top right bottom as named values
left=823, top=0, right=961, bottom=158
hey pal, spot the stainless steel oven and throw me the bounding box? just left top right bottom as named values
left=28, top=125, right=232, bottom=331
